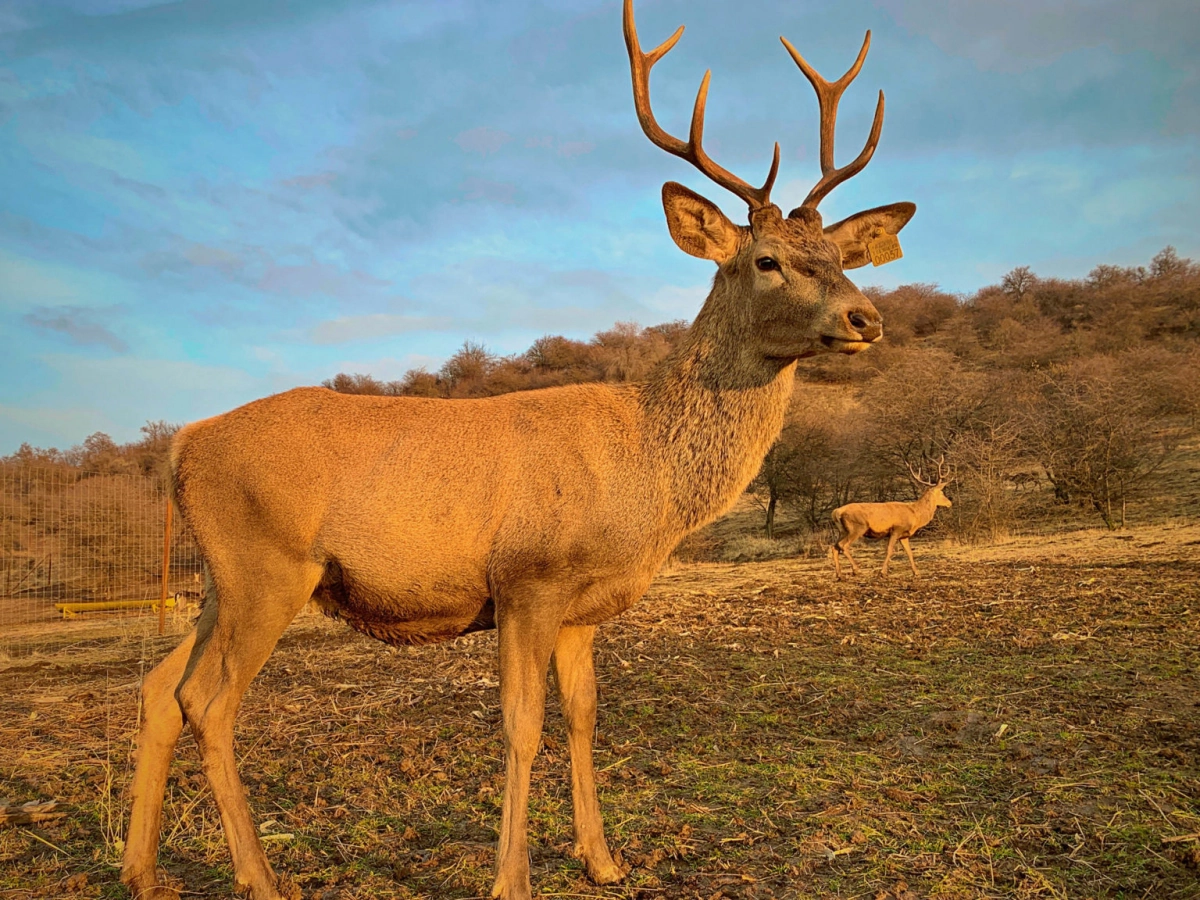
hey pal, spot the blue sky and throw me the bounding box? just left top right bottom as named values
left=1, top=0, right=1197, bottom=453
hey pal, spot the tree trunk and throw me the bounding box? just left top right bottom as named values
left=765, top=491, right=777, bottom=540
left=1093, top=496, right=1116, bottom=530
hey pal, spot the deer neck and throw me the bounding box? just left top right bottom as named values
left=911, top=490, right=940, bottom=528
left=639, top=280, right=797, bottom=534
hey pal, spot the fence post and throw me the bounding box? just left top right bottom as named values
left=159, top=496, right=172, bottom=635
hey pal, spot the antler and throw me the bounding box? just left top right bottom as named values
left=623, top=0, right=780, bottom=211
left=935, top=455, right=954, bottom=485
left=907, top=455, right=951, bottom=487
left=906, top=459, right=934, bottom=488
left=781, top=31, right=885, bottom=210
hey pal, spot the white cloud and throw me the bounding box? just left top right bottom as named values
left=0, top=403, right=114, bottom=450
left=558, top=141, right=595, bottom=158
left=642, top=283, right=710, bottom=319
left=10, top=354, right=262, bottom=447
left=454, top=126, right=512, bottom=155
left=309, top=313, right=455, bottom=345
left=0, top=250, right=95, bottom=309
left=257, top=261, right=391, bottom=299
left=874, top=0, right=1199, bottom=73
left=319, top=352, right=442, bottom=383
left=23, top=306, right=129, bottom=352
left=16, top=122, right=155, bottom=181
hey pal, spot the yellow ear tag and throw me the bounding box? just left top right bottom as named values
left=867, top=230, right=903, bottom=267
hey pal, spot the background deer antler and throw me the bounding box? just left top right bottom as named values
left=907, top=455, right=952, bottom=487
left=781, top=31, right=885, bottom=210
left=623, top=0, right=780, bottom=210
left=906, top=459, right=933, bottom=487
left=937, top=456, right=955, bottom=485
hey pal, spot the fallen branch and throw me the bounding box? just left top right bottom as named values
left=1162, top=833, right=1200, bottom=844
left=0, top=801, right=67, bottom=827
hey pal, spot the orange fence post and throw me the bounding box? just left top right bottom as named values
left=159, top=496, right=172, bottom=635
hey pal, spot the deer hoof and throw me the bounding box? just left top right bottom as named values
left=581, top=848, right=626, bottom=885
left=121, top=870, right=181, bottom=900
left=490, top=875, right=533, bottom=900
left=231, top=872, right=298, bottom=900
left=590, top=861, right=626, bottom=885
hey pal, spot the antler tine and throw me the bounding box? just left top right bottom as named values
left=781, top=31, right=885, bottom=210
left=624, top=0, right=780, bottom=211
left=935, top=454, right=953, bottom=485
left=906, top=459, right=935, bottom=488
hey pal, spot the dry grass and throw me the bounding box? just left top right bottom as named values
left=2, top=524, right=1199, bottom=899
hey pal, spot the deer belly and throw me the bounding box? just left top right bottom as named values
left=310, top=558, right=494, bottom=646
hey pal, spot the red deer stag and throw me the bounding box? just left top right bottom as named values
left=121, top=2, right=915, bottom=898
left=831, top=458, right=953, bottom=580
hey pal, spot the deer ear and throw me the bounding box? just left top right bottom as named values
left=824, top=202, right=916, bottom=270
left=662, top=182, right=742, bottom=263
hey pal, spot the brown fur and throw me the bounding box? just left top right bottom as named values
left=831, top=482, right=952, bottom=579
left=121, top=5, right=917, bottom=899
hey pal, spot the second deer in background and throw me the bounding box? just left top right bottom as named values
left=831, top=457, right=954, bottom=579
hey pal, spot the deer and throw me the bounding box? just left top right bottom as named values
left=120, top=3, right=915, bottom=898
left=831, top=458, right=953, bottom=580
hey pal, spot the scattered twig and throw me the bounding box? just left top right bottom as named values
left=0, top=801, right=67, bottom=827
left=1161, top=832, right=1200, bottom=844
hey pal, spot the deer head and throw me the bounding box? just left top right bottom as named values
left=907, top=456, right=954, bottom=508
left=624, top=0, right=915, bottom=361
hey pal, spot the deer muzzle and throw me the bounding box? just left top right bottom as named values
left=820, top=305, right=883, bottom=354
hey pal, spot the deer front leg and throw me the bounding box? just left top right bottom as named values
left=882, top=533, right=898, bottom=575
left=492, top=596, right=562, bottom=900
left=901, top=537, right=919, bottom=576
left=553, top=625, right=624, bottom=885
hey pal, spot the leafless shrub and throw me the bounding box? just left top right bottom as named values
left=750, top=391, right=860, bottom=538
left=1020, top=357, right=1179, bottom=529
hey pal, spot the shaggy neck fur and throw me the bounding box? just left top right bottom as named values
left=910, top=489, right=944, bottom=529
left=639, top=266, right=797, bottom=533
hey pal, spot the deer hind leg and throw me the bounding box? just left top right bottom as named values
left=121, top=628, right=198, bottom=900
left=830, top=515, right=846, bottom=580
left=173, top=554, right=321, bottom=900
left=901, top=537, right=919, bottom=576
left=491, top=587, right=566, bottom=900
left=552, top=625, right=624, bottom=885
left=837, top=535, right=862, bottom=577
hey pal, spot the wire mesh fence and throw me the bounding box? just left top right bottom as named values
left=0, top=464, right=202, bottom=652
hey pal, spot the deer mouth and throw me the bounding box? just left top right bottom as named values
left=820, top=335, right=877, bottom=354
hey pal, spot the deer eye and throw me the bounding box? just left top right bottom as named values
left=755, top=256, right=780, bottom=272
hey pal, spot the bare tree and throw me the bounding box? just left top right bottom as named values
left=858, top=349, right=985, bottom=485
left=946, top=417, right=1026, bottom=540
left=439, top=340, right=496, bottom=394
left=320, top=372, right=406, bottom=396
left=1022, top=358, right=1177, bottom=529
left=752, top=391, right=858, bottom=538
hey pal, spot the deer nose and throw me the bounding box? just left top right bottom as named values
left=846, top=309, right=883, bottom=343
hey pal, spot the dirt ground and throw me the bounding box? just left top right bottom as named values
left=1, top=523, right=1198, bottom=899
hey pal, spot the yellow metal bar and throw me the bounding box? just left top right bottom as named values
left=54, top=597, right=176, bottom=620
left=160, top=497, right=172, bottom=635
